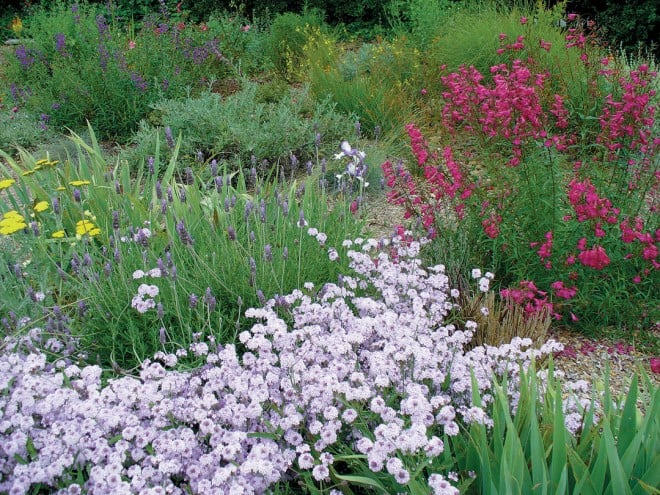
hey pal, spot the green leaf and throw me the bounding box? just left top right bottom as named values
left=632, top=455, right=660, bottom=495
left=567, top=448, right=599, bottom=495
left=601, top=417, right=632, bottom=495
left=331, top=473, right=389, bottom=493
left=549, top=379, right=568, bottom=492
left=617, top=374, right=639, bottom=457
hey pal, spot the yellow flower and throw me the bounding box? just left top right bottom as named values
left=1, top=210, right=24, bottom=222
left=56, top=186, right=66, bottom=191
left=34, top=201, right=49, bottom=212
left=34, top=158, right=59, bottom=169
left=0, top=211, right=27, bottom=235
left=69, top=180, right=91, bottom=186
left=11, top=17, right=23, bottom=37
left=0, top=179, right=15, bottom=190
left=22, top=170, right=36, bottom=176
left=75, top=219, right=101, bottom=237
left=51, top=230, right=66, bottom=238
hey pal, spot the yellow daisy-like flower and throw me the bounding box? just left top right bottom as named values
left=0, top=179, right=15, bottom=190
left=51, top=230, right=66, bottom=238
left=69, top=180, right=91, bottom=187
left=35, top=159, right=59, bottom=168
left=75, top=219, right=101, bottom=237
left=56, top=186, right=66, bottom=191
left=22, top=170, right=36, bottom=176
left=34, top=201, right=49, bottom=213
left=0, top=210, right=27, bottom=235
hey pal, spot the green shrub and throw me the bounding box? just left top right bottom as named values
left=2, top=1, right=244, bottom=140
left=0, top=108, right=56, bottom=150
left=125, top=83, right=357, bottom=175
left=264, top=10, right=326, bottom=82
left=308, top=35, right=422, bottom=137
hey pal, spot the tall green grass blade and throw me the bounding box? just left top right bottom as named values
left=549, top=377, right=568, bottom=493
left=617, top=374, right=639, bottom=457
left=567, top=448, right=598, bottom=495
left=528, top=369, right=549, bottom=495
left=601, top=417, right=633, bottom=495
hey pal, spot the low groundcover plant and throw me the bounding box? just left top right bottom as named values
left=1, top=236, right=566, bottom=494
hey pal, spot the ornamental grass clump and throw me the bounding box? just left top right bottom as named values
left=383, top=16, right=659, bottom=333
left=0, top=235, right=566, bottom=494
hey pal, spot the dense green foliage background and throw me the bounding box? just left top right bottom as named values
left=2, top=0, right=658, bottom=56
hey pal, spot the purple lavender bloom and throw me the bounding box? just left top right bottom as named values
left=73, top=188, right=81, bottom=202
left=256, top=289, right=266, bottom=306
left=244, top=200, right=254, bottom=222
left=227, top=226, right=236, bottom=241
left=96, top=15, right=110, bottom=39
left=185, top=167, right=194, bottom=185
left=112, top=211, right=120, bottom=230
left=15, top=45, right=35, bottom=70
left=98, top=44, right=110, bottom=71
left=148, top=156, right=155, bottom=175
left=165, top=126, right=175, bottom=149
left=210, top=159, right=218, bottom=176
left=306, top=160, right=313, bottom=175
left=39, top=113, right=49, bottom=131
left=30, top=221, right=39, bottom=236
left=203, top=287, right=217, bottom=312
left=130, top=71, right=148, bottom=92
left=176, top=220, right=193, bottom=245
left=297, top=210, right=307, bottom=228
left=192, top=46, right=207, bottom=65
left=259, top=200, right=266, bottom=223
left=189, top=293, right=198, bottom=309
left=162, top=78, right=170, bottom=92
left=156, top=180, right=163, bottom=200
left=54, top=33, right=67, bottom=55
left=77, top=300, right=87, bottom=318
left=224, top=196, right=230, bottom=212
left=264, top=244, right=272, bottom=262
left=282, top=246, right=288, bottom=260
left=249, top=257, right=256, bottom=286
left=51, top=102, right=61, bottom=110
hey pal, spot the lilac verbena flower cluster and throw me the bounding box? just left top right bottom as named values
left=0, top=236, right=562, bottom=494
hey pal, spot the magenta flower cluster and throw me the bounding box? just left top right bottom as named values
left=0, top=237, right=562, bottom=494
